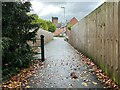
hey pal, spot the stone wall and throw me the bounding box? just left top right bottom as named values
left=28, top=29, right=53, bottom=52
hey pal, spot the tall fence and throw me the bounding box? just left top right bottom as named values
left=69, top=2, right=120, bottom=85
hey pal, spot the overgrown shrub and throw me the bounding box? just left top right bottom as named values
left=67, top=24, right=72, bottom=30
left=2, top=2, right=39, bottom=81
left=31, top=14, right=56, bottom=32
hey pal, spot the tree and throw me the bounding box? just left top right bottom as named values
left=39, top=20, right=48, bottom=30
left=46, top=21, right=56, bottom=32
left=2, top=2, right=39, bottom=81
left=31, top=14, right=48, bottom=30
left=31, top=15, right=56, bottom=32
left=67, top=24, right=72, bottom=30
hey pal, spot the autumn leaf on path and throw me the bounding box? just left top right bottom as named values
left=82, top=82, right=88, bottom=86
left=92, top=81, right=97, bottom=86
left=25, top=85, right=30, bottom=88
left=70, top=72, right=78, bottom=79
left=2, top=60, right=43, bottom=89
left=79, top=53, right=120, bottom=89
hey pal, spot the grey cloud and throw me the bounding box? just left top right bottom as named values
left=66, top=2, right=98, bottom=13
left=31, top=1, right=103, bottom=22
left=63, top=2, right=100, bottom=20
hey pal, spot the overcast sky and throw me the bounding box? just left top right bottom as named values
left=30, top=0, right=106, bottom=23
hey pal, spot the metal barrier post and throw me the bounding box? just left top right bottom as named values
left=41, top=35, right=45, bottom=62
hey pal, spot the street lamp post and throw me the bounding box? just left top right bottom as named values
left=61, top=7, right=65, bottom=25
left=61, top=7, right=66, bottom=33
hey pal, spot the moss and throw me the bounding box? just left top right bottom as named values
left=100, top=65, right=105, bottom=71
left=113, top=75, right=116, bottom=83
left=74, top=47, right=120, bottom=85
left=112, top=74, right=120, bottom=85
left=119, top=79, right=120, bottom=86
left=103, top=66, right=107, bottom=74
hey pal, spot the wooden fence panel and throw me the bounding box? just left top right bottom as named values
left=69, top=2, right=120, bottom=85
left=118, top=1, right=120, bottom=85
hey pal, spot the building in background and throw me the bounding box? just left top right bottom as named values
left=53, top=28, right=64, bottom=37
left=66, top=17, right=78, bottom=38
left=52, top=17, right=61, bottom=28
left=52, top=17, right=58, bottom=25
left=66, top=17, right=78, bottom=28
left=53, top=17, right=78, bottom=37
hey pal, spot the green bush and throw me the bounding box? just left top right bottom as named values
left=31, top=14, right=48, bottom=30
left=2, top=2, right=39, bottom=81
left=31, top=15, right=56, bottom=32
left=47, top=21, right=56, bottom=32
left=67, top=24, right=72, bottom=30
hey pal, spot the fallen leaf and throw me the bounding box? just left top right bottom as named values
left=92, top=81, right=97, bottom=85
left=90, top=62, right=95, bottom=66
left=82, top=82, right=88, bottom=86
left=2, top=60, right=43, bottom=88
left=25, top=85, right=30, bottom=88
left=83, top=71, right=87, bottom=74
left=70, top=72, right=78, bottom=79
left=80, top=53, right=120, bottom=89
left=70, top=84, right=73, bottom=86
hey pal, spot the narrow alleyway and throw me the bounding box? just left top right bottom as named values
left=28, top=37, right=104, bottom=88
